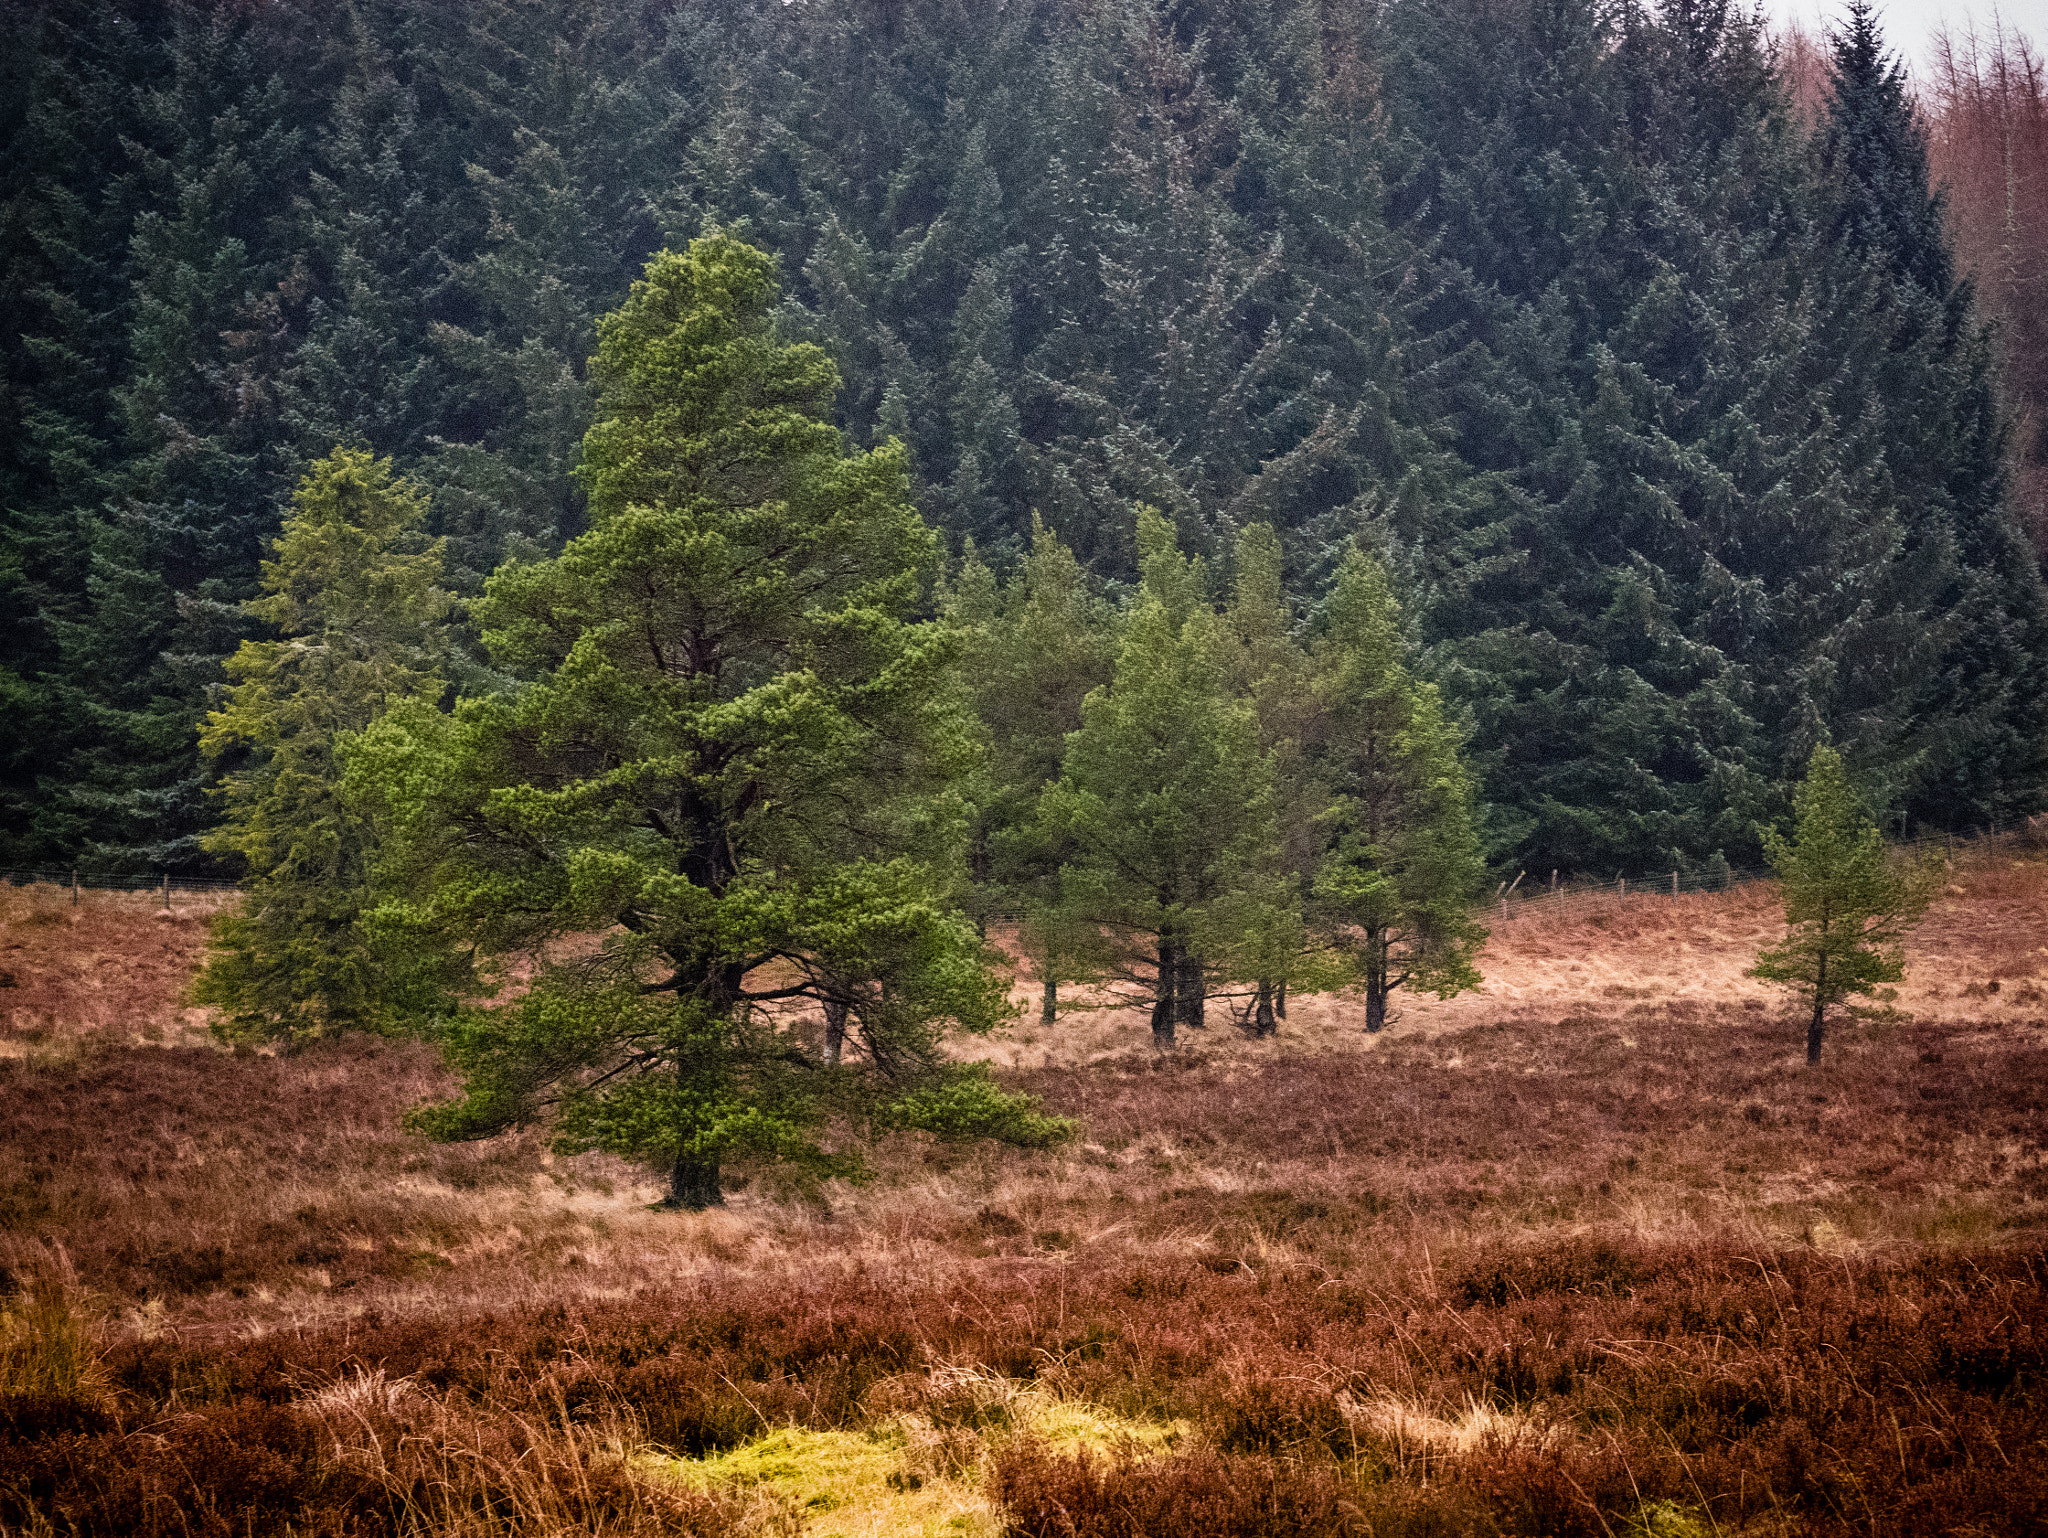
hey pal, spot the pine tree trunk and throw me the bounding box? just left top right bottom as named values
left=969, top=822, right=991, bottom=939
left=823, top=997, right=847, bottom=1066
left=668, top=1155, right=723, bottom=1210
left=1176, top=948, right=1206, bottom=1031
left=1365, top=932, right=1387, bottom=1034
left=1151, top=932, right=1178, bottom=1050
left=1254, top=979, right=1276, bottom=1036
left=1040, top=973, right=1057, bottom=1025
left=1275, top=979, right=1286, bottom=1020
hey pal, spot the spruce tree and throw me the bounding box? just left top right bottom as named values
left=1821, top=0, right=2048, bottom=829
left=1750, top=744, right=1934, bottom=1063
left=1310, top=548, right=1486, bottom=1032
left=193, top=448, right=452, bottom=1044
left=49, top=5, right=325, bottom=870
left=355, top=236, right=1061, bottom=1208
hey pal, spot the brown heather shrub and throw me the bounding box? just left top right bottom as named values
left=0, top=1241, right=2025, bottom=1535
left=0, top=1392, right=761, bottom=1537
left=4, top=866, right=2048, bottom=1533
left=0, top=1035, right=547, bottom=1305
left=992, top=1442, right=1361, bottom=1538
left=0, top=884, right=228, bottom=1047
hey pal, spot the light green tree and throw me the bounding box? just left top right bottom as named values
left=191, top=448, right=453, bottom=1045
left=1221, top=523, right=1323, bottom=1033
left=1311, top=548, right=1487, bottom=1033
left=1750, top=744, right=1935, bottom=1063
left=944, top=515, right=1117, bottom=1024
left=352, top=234, right=1064, bottom=1209
left=1043, top=507, right=1291, bottom=1048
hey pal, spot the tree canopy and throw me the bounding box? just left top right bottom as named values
left=354, top=234, right=1064, bottom=1206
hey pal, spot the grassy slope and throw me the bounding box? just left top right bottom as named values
left=2, top=860, right=2047, bottom=1535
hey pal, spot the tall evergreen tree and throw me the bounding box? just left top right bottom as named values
left=193, top=449, right=452, bottom=1044
left=1221, top=523, right=1321, bottom=1032
left=1820, top=1, right=2048, bottom=830
left=48, top=5, right=327, bottom=870
left=944, top=516, right=1118, bottom=1023
left=357, top=236, right=1058, bottom=1208
left=1310, top=547, right=1487, bottom=1032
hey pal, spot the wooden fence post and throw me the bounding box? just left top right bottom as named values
left=72, top=868, right=79, bottom=907
left=1672, top=870, right=1679, bottom=902
left=160, top=872, right=170, bottom=911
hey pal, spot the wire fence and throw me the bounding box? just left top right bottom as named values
left=0, top=867, right=242, bottom=904
left=1481, top=815, right=2044, bottom=927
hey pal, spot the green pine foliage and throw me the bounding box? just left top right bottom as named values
left=192, top=449, right=454, bottom=1044
left=1750, top=745, right=1936, bottom=1063
left=1310, top=548, right=1488, bottom=1033
left=1043, top=508, right=1295, bottom=1047
left=1220, top=524, right=1323, bottom=1033
left=353, top=235, right=1064, bottom=1208
left=943, top=516, right=1118, bottom=1022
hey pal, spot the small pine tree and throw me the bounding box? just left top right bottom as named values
left=944, top=516, right=1117, bottom=1024
left=1309, top=548, right=1487, bottom=1032
left=192, top=448, right=452, bottom=1044
left=1750, top=745, right=1934, bottom=1063
left=1044, top=507, right=1291, bottom=1048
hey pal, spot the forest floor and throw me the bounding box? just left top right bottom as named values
left=3, top=857, right=2047, bottom=1536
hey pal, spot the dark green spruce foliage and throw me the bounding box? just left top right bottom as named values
left=1044, top=509, right=1292, bottom=1047
left=192, top=449, right=453, bottom=1045
left=35, top=7, right=329, bottom=870
left=1750, top=745, right=1934, bottom=1063
left=2, top=0, right=2043, bottom=878
left=1818, top=2, right=2048, bottom=827
left=1311, top=549, right=1487, bottom=1033
left=1382, top=0, right=2044, bottom=865
left=355, top=236, right=1064, bottom=1208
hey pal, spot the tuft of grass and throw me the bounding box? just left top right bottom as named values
left=649, top=1379, right=1184, bottom=1538
left=0, top=1277, right=105, bottom=1402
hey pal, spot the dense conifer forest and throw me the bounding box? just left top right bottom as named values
left=3, top=0, right=2045, bottom=882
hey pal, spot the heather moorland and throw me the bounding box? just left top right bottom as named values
left=3, top=851, right=2046, bottom=1537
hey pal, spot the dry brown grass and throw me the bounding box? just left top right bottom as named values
left=0, top=881, right=229, bottom=1055
left=2, top=862, right=2047, bottom=1534
left=980, top=851, right=2048, bottom=1064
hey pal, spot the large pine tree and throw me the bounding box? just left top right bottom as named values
left=358, top=235, right=1057, bottom=1207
